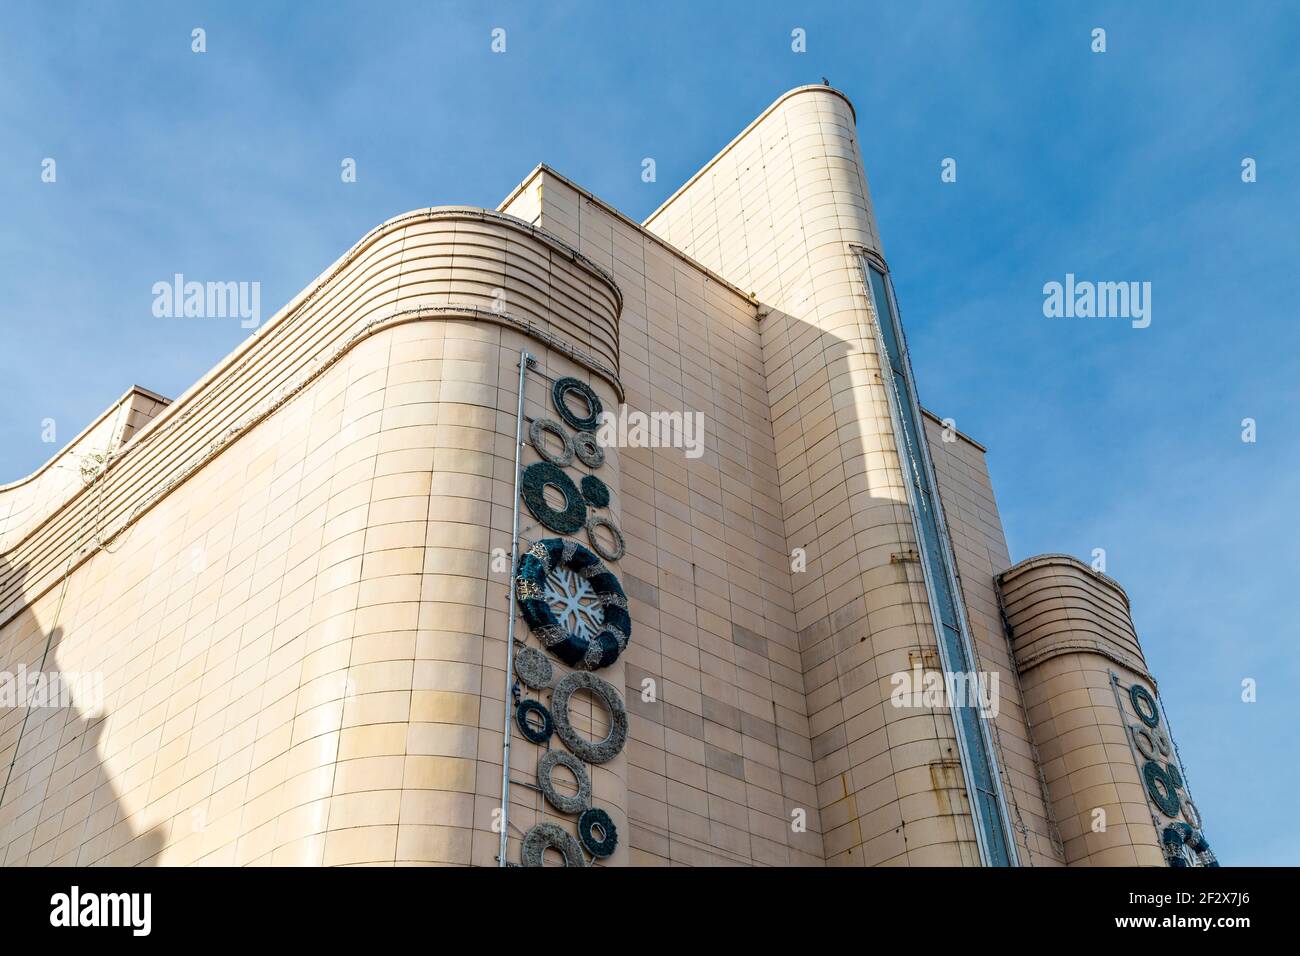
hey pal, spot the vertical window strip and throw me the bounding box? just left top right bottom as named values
left=861, top=256, right=1018, bottom=867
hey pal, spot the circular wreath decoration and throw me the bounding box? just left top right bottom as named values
left=1129, top=684, right=1160, bottom=728
left=520, top=461, right=586, bottom=535
left=515, top=699, right=554, bottom=744
left=578, top=807, right=618, bottom=858
left=552, top=377, right=603, bottom=432
left=1132, top=726, right=1158, bottom=762
left=551, top=670, right=629, bottom=765
left=515, top=538, right=631, bottom=671
left=573, top=431, right=605, bottom=468
left=537, top=749, right=592, bottom=815
left=1132, top=725, right=1171, bottom=762
left=1143, top=760, right=1182, bottom=818
left=521, top=822, right=586, bottom=867
left=586, top=514, right=626, bottom=562
left=514, top=645, right=554, bottom=691
left=580, top=474, right=611, bottom=508
left=528, top=417, right=574, bottom=467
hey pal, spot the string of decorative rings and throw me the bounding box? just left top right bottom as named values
left=551, top=671, right=628, bottom=764
left=552, top=377, right=603, bottom=432
left=516, top=538, right=630, bottom=671
left=515, top=375, right=626, bottom=867
left=521, top=823, right=586, bottom=868
left=528, top=417, right=575, bottom=467
left=515, top=699, right=553, bottom=745
left=586, top=514, right=626, bottom=562
left=537, top=749, right=592, bottom=815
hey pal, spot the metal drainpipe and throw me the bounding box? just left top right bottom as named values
left=498, top=350, right=533, bottom=866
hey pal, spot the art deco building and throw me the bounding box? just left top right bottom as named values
left=0, top=86, right=1214, bottom=867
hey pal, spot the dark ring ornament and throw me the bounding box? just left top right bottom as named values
left=528, top=417, right=574, bottom=467
left=1166, top=761, right=1183, bottom=789
left=551, top=670, right=629, bottom=765
left=1143, top=761, right=1182, bottom=818
left=537, top=749, right=592, bottom=815
left=521, top=822, right=586, bottom=868
left=515, top=699, right=554, bottom=744
left=515, top=538, right=632, bottom=671
left=573, top=431, right=605, bottom=468
left=580, top=474, right=611, bottom=508
left=514, top=645, right=554, bottom=690
left=577, top=807, right=618, bottom=858
left=552, top=377, right=603, bottom=432
left=585, top=515, right=626, bottom=563
left=1161, top=822, right=1219, bottom=868
left=520, top=461, right=586, bottom=535
left=1129, top=684, right=1160, bottom=728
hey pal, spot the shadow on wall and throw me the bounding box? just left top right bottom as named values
left=758, top=304, right=994, bottom=866
left=0, top=553, right=165, bottom=866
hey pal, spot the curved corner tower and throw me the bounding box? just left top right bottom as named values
left=0, top=207, right=630, bottom=866
left=997, top=556, right=1213, bottom=866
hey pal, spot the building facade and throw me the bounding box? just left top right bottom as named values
left=0, top=86, right=1213, bottom=867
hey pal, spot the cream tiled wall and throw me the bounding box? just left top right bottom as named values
left=922, top=414, right=1063, bottom=866
left=503, top=169, right=825, bottom=866
left=0, top=207, right=628, bottom=866
left=645, top=86, right=983, bottom=866
left=997, top=556, right=1166, bottom=866
left=0, top=386, right=169, bottom=553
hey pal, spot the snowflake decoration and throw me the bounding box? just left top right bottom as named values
left=544, top=566, right=604, bottom=640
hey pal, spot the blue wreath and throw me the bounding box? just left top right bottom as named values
left=1162, top=822, right=1219, bottom=867
left=520, top=461, right=586, bottom=535
left=1129, top=684, right=1160, bottom=728
left=578, top=806, right=618, bottom=858
left=515, top=699, right=554, bottom=744
left=1142, top=760, right=1182, bottom=818
left=515, top=538, right=631, bottom=670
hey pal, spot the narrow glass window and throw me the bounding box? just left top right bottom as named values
left=861, top=257, right=1017, bottom=867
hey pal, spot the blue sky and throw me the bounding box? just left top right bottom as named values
left=2, top=1, right=1296, bottom=865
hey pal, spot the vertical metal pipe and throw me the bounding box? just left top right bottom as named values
left=498, top=350, right=531, bottom=866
